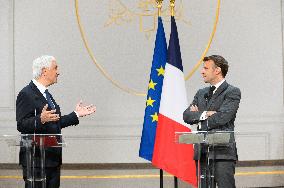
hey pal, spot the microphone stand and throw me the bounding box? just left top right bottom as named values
left=205, top=114, right=216, bottom=188
left=204, top=93, right=214, bottom=188
left=32, top=109, right=36, bottom=188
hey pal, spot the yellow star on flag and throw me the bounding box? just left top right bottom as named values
left=146, top=97, right=155, bottom=107
left=148, top=79, right=157, bottom=90
left=151, top=112, right=158, bottom=122
left=156, top=66, right=165, bottom=76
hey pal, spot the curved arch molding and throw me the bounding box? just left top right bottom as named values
left=75, top=0, right=221, bottom=96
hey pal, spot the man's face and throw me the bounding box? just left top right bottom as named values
left=43, top=60, right=59, bottom=86
left=201, top=60, right=219, bottom=84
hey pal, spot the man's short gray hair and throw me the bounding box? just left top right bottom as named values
left=32, top=55, right=56, bottom=79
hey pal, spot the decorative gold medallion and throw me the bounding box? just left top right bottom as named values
left=75, top=0, right=221, bottom=96
left=103, top=0, right=190, bottom=39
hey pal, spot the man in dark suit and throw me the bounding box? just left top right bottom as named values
left=183, top=55, right=241, bottom=188
left=16, top=55, right=96, bottom=188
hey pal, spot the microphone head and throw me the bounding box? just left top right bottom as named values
left=204, top=93, right=209, bottom=99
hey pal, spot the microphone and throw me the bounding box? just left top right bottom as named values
left=204, top=93, right=209, bottom=101
left=34, top=109, right=36, bottom=129
left=203, top=94, right=210, bottom=132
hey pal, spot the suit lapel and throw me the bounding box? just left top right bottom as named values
left=207, top=81, right=229, bottom=109
left=29, top=81, right=60, bottom=115
left=29, top=81, right=48, bottom=104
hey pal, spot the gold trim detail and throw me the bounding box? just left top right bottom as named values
left=156, top=0, right=163, bottom=16
left=74, top=0, right=221, bottom=96
left=170, top=0, right=175, bottom=16
left=1, top=170, right=284, bottom=179
left=104, top=0, right=190, bottom=39
left=75, top=0, right=146, bottom=96
left=185, top=0, right=221, bottom=80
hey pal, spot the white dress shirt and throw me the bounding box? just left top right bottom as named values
left=32, top=79, right=48, bottom=99
left=32, top=79, right=79, bottom=117
left=199, top=79, right=226, bottom=121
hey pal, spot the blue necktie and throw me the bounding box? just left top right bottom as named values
left=208, top=86, right=216, bottom=101
left=45, top=89, right=55, bottom=109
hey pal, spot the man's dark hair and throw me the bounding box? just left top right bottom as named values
left=203, top=55, right=229, bottom=77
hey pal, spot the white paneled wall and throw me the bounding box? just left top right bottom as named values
left=0, top=0, right=283, bottom=163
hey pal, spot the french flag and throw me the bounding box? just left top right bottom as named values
left=152, top=16, right=196, bottom=186
left=139, top=16, right=196, bottom=186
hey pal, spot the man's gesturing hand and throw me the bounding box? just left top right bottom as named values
left=190, top=105, right=199, bottom=112
left=40, top=104, right=60, bottom=124
left=75, top=101, right=96, bottom=117
left=206, top=111, right=216, bottom=118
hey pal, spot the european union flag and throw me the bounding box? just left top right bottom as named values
left=139, top=17, right=167, bottom=161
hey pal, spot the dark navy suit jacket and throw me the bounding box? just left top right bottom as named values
left=16, top=81, right=79, bottom=167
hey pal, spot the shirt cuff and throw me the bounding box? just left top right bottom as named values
left=200, top=111, right=207, bottom=121
left=74, top=111, right=79, bottom=118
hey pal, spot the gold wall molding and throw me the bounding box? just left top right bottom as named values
left=75, top=0, right=221, bottom=96
left=104, top=0, right=190, bottom=39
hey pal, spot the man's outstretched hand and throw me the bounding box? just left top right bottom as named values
left=40, top=104, right=60, bottom=124
left=75, top=100, right=96, bottom=117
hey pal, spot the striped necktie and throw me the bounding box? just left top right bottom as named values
left=45, top=89, right=55, bottom=109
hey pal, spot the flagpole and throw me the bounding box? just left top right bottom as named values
left=160, top=169, right=163, bottom=188
left=170, top=0, right=175, bottom=17
left=170, top=1, right=179, bottom=188
left=156, top=1, right=164, bottom=187
left=156, top=0, right=162, bottom=17
left=171, top=8, right=177, bottom=188
left=174, top=176, right=178, bottom=188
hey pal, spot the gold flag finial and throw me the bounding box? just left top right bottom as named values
left=156, top=0, right=163, bottom=17
left=170, top=0, right=175, bottom=16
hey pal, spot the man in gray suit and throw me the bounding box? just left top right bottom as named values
left=183, top=55, right=241, bottom=188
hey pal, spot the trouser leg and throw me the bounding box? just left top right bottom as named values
left=45, top=167, right=61, bottom=188
left=22, top=166, right=61, bottom=188
left=214, top=160, right=236, bottom=188
left=22, top=167, right=43, bottom=188
left=197, top=154, right=209, bottom=188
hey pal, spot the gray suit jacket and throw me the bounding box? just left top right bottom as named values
left=183, top=81, right=241, bottom=160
